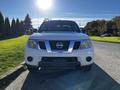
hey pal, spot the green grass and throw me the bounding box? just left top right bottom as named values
left=90, top=36, right=120, bottom=43
left=0, top=35, right=29, bottom=76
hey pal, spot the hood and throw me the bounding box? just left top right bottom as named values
left=30, top=32, right=89, bottom=40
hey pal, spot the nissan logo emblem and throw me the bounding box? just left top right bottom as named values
left=56, top=42, right=63, bottom=49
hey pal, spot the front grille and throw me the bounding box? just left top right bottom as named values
left=73, top=41, right=80, bottom=50
left=49, top=41, right=70, bottom=51
left=41, top=57, right=78, bottom=62
left=39, top=40, right=80, bottom=51
left=39, top=41, right=46, bottom=49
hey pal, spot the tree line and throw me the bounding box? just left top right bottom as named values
left=0, top=12, right=32, bottom=39
left=84, top=16, right=120, bottom=36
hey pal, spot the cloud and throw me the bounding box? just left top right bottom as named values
left=32, top=18, right=44, bottom=28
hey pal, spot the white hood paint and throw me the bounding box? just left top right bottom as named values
left=30, top=32, right=89, bottom=40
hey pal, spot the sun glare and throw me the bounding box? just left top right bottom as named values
left=36, top=0, right=53, bottom=11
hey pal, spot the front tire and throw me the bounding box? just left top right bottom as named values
left=83, top=65, right=92, bottom=72
left=26, top=64, right=38, bottom=73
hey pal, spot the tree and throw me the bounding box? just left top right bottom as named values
left=24, top=14, right=32, bottom=31
left=85, top=19, right=117, bottom=36
left=19, top=21, right=25, bottom=35
left=16, top=18, right=20, bottom=36
left=106, top=21, right=116, bottom=35
left=112, top=16, right=120, bottom=36
left=4, top=17, right=10, bottom=37
left=96, top=20, right=107, bottom=35
left=0, top=12, right=4, bottom=37
left=85, top=21, right=100, bottom=36
left=11, top=18, right=16, bottom=37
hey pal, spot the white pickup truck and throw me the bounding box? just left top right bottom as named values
left=25, top=20, right=94, bottom=72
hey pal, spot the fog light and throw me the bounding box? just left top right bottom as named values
left=27, top=56, right=33, bottom=62
left=86, top=57, right=92, bottom=62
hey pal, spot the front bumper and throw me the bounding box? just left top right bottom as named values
left=25, top=47, right=94, bottom=67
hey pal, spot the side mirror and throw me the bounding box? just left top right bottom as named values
left=33, top=29, right=38, bottom=33
left=80, top=28, right=86, bottom=33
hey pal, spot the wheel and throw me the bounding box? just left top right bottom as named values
left=26, top=65, right=38, bottom=73
left=76, top=65, right=83, bottom=70
left=83, top=65, right=92, bottom=72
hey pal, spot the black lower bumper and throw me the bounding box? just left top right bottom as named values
left=26, top=57, right=81, bottom=70
left=39, top=62, right=80, bottom=67
left=39, top=57, right=80, bottom=68
left=26, top=62, right=80, bottom=70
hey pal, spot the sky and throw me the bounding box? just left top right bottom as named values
left=0, top=0, right=120, bottom=28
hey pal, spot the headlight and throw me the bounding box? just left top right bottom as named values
left=27, top=39, right=38, bottom=49
left=79, top=39, right=92, bottom=49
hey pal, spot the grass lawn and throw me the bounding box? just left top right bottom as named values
left=0, top=35, right=29, bottom=76
left=90, top=36, right=120, bottom=43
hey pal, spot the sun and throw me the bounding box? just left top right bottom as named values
left=36, top=0, right=53, bottom=11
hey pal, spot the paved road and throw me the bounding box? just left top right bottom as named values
left=4, top=41, right=120, bottom=90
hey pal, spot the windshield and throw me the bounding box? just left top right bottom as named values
left=38, top=21, right=81, bottom=33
